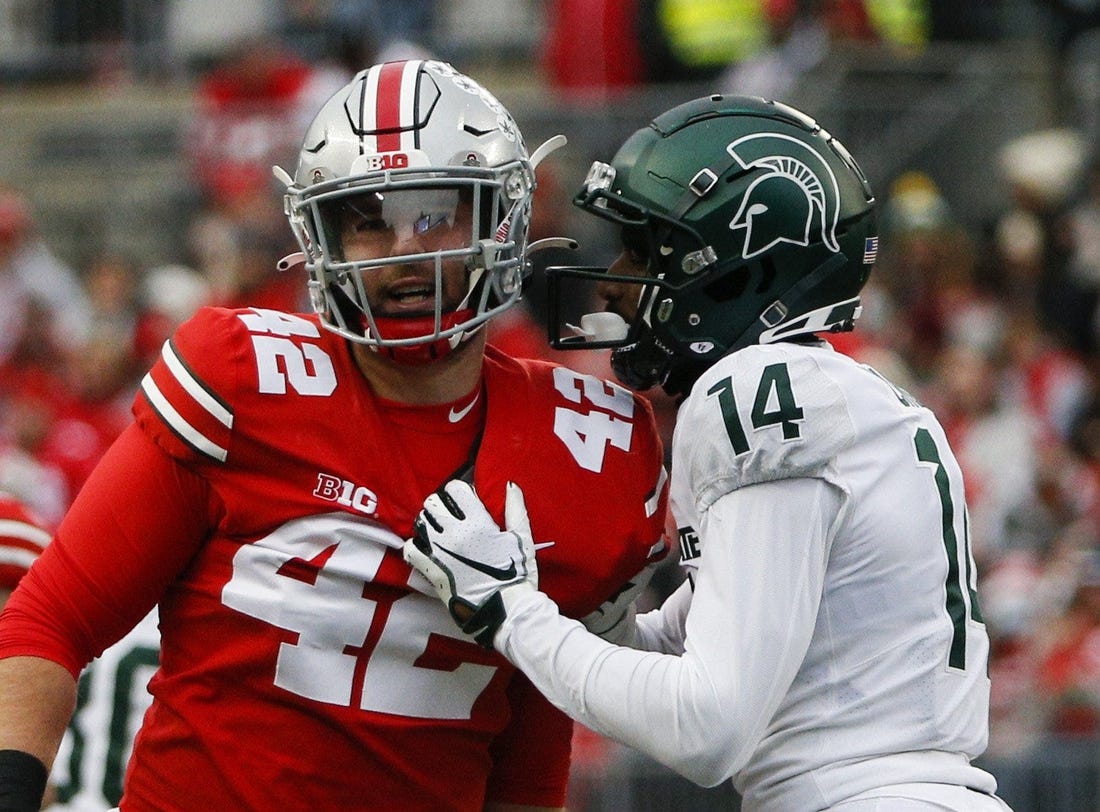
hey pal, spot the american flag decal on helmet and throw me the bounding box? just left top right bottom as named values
left=863, top=236, right=879, bottom=265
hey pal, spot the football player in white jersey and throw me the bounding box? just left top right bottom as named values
left=405, top=95, right=1015, bottom=811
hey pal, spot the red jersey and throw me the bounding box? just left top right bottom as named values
left=0, top=306, right=668, bottom=811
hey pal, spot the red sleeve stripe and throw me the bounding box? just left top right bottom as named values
left=140, top=373, right=229, bottom=462
left=0, top=520, right=50, bottom=551
left=160, top=339, right=233, bottom=428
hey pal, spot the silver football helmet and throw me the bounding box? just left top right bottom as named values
left=277, top=60, right=551, bottom=364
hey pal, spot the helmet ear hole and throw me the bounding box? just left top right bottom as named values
left=703, top=266, right=751, bottom=303
left=755, top=257, right=777, bottom=295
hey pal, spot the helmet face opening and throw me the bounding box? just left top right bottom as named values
left=548, top=95, right=878, bottom=394
left=279, top=60, right=534, bottom=362
left=308, top=180, right=516, bottom=344
left=547, top=179, right=712, bottom=353
left=318, top=186, right=482, bottom=266
left=547, top=264, right=667, bottom=351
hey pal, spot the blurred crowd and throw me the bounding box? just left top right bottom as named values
left=0, top=0, right=1099, bottom=790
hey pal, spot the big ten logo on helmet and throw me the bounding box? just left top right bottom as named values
left=313, top=473, right=378, bottom=516
left=678, top=526, right=701, bottom=562
left=362, top=152, right=410, bottom=171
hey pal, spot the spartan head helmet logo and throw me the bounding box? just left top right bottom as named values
left=725, top=132, right=841, bottom=260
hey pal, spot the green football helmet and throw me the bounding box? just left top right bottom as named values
left=548, top=94, right=878, bottom=394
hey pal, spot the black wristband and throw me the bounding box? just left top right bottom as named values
left=0, top=749, right=48, bottom=812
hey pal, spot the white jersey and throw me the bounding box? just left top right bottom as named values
left=497, top=341, right=1001, bottom=811
left=49, top=610, right=160, bottom=812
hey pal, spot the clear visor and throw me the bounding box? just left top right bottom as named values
left=318, top=186, right=488, bottom=267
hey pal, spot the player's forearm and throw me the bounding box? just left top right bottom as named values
left=496, top=591, right=741, bottom=787
left=632, top=578, right=692, bottom=654
left=0, top=655, right=76, bottom=769
left=494, top=481, right=841, bottom=788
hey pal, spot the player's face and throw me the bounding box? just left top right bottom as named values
left=597, top=232, right=651, bottom=322
left=330, top=189, right=474, bottom=316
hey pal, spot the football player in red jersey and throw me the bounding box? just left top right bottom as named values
left=0, top=60, right=668, bottom=812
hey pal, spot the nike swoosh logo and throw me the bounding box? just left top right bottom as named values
left=448, top=393, right=480, bottom=423
left=436, top=543, right=517, bottom=581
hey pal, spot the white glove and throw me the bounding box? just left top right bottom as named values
left=580, top=560, right=660, bottom=645
left=404, top=480, right=538, bottom=648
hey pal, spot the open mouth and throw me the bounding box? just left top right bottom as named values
left=384, top=279, right=435, bottom=310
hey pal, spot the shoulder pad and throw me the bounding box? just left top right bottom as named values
left=133, top=307, right=245, bottom=465
left=675, top=343, right=855, bottom=511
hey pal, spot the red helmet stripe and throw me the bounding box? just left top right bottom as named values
left=374, top=61, right=418, bottom=153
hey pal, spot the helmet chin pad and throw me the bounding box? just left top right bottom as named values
left=366, top=310, right=474, bottom=365
left=610, top=328, right=675, bottom=392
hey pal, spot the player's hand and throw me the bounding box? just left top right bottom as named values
left=580, top=560, right=660, bottom=645
left=404, top=480, right=538, bottom=648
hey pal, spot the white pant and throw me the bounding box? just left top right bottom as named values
left=829, top=783, right=1014, bottom=811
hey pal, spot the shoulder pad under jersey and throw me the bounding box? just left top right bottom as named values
left=674, top=343, right=856, bottom=512
left=133, top=307, right=337, bottom=466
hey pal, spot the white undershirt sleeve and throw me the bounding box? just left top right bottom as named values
left=496, top=476, right=845, bottom=787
